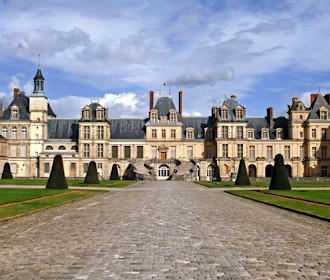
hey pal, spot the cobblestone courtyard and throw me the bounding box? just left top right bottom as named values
left=0, top=181, right=329, bottom=279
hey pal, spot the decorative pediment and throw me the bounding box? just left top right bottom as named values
left=158, top=145, right=169, bottom=152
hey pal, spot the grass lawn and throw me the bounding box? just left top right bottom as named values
left=0, top=188, right=104, bottom=221
left=226, top=190, right=330, bottom=221
left=196, top=180, right=330, bottom=188
left=0, top=179, right=136, bottom=188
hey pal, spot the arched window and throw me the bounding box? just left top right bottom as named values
left=21, top=126, right=27, bottom=139
left=265, top=164, right=273, bottom=177
left=58, top=145, right=66, bottom=150
left=45, top=145, right=53, bottom=150
left=158, top=165, right=170, bottom=178
left=71, top=145, right=78, bottom=152
left=207, top=165, right=215, bottom=181
left=1, top=127, right=7, bottom=138
left=249, top=164, right=257, bottom=177
left=11, top=127, right=17, bottom=139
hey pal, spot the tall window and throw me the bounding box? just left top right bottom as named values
left=237, top=144, right=243, bottom=158
left=262, top=130, right=269, bottom=139
left=21, top=145, right=27, bottom=157
left=150, top=111, right=157, bottom=122
left=112, top=146, right=118, bottom=158
left=222, top=127, right=228, bottom=139
left=11, top=109, right=19, bottom=120
left=11, top=127, right=17, bottom=139
left=285, top=146, right=290, bottom=160
left=2, top=127, right=7, bottom=138
left=21, top=127, right=27, bottom=139
left=222, top=144, right=228, bottom=158
left=124, top=146, right=131, bottom=159
left=237, top=127, right=243, bottom=139
left=248, top=131, right=254, bottom=139
left=236, top=109, right=243, bottom=119
left=44, top=163, right=50, bottom=173
left=152, top=129, right=157, bottom=139
left=205, top=146, right=211, bottom=159
left=186, top=129, right=194, bottom=139
left=84, top=126, right=90, bottom=140
left=11, top=145, right=17, bottom=157
left=97, top=144, right=104, bottom=158
left=96, top=108, right=104, bottom=120
left=170, top=146, right=176, bottom=159
left=249, top=146, right=255, bottom=160
left=320, top=111, right=327, bottom=120
left=276, top=129, right=282, bottom=139
left=83, top=144, right=90, bottom=158
left=300, top=146, right=304, bottom=160
left=321, top=166, right=328, bottom=177
left=321, top=146, right=327, bottom=160
left=267, top=146, right=273, bottom=160
left=312, top=129, right=316, bottom=138
left=171, top=129, right=176, bottom=139
left=312, top=147, right=317, bottom=159
left=221, top=109, right=228, bottom=120
left=83, top=109, right=91, bottom=120
left=83, top=163, right=89, bottom=173
left=162, top=129, right=166, bottom=139
left=137, top=146, right=143, bottom=158
left=97, top=126, right=104, bottom=139
left=152, top=146, right=157, bottom=159
left=187, top=146, right=193, bottom=159
left=322, top=128, right=327, bottom=140
left=170, top=111, right=177, bottom=122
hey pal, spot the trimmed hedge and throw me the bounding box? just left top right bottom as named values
left=235, top=159, right=250, bottom=185
left=214, top=165, right=221, bottom=182
left=84, top=161, right=99, bottom=184
left=1, top=162, right=13, bottom=179
left=46, top=155, right=68, bottom=189
left=269, top=154, right=291, bottom=190
left=122, top=164, right=137, bottom=180
left=110, top=164, right=120, bottom=180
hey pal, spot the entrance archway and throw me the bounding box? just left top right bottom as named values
left=285, top=165, right=292, bottom=177
left=249, top=164, right=257, bottom=177
left=158, top=164, right=170, bottom=180
left=207, top=165, right=214, bottom=181
left=265, top=164, right=273, bottom=177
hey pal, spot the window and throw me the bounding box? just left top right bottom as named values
left=152, top=129, right=157, bottom=139
left=300, top=114, right=303, bottom=120
left=222, top=144, right=228, bottom=158
left=249, top=146, right=255, bottom=160
left=205, top=147, right=211, bottom=159
left=152, top=146, right=157, bottom=159
left=97, top=163, right=102, bottom=170
left=71, top=145, right=78, bottom=152
left=44, top=163, right=50, bottom=173
left=150, top=111, right=158, bottom=122
left=96, top=108, right=104, bottom=120
left=124, top=146, right=131, bottom=159
left=21, top=127, right=27, bottom=139
left=137, top=146, right=143, bottom=158
left=276, top=129, right=283, bottom=139
left=222, top=126, right=228, bottom=139
left=21, top=145, right=26, bottom=157
left=11, top=145, right=17, bottom=157
left=162, top=129, right=166, bottom=139
left=83, top=163, right=89, bottom=173
left=248, top=130, right=254, bottom=139
left=11, top=127, right=17, bottom=139
left=83, top=109, right=91, bottom=120
left=170, top=146, right=176, bottom=159
left=222, top=109, right=229, bottom=120
left=267, top=146, right=273, bottom=160
left=46, top=145, right=53, bottom=150
left=83, top=144, right=90, bottom=158
left=11, top=108, right=19, bottom=120
left=262, top=130, right=268, bottom=139
left=322, top=128, right=327, bottom=140
left=320, top=111, right=327, bottom=120
left=321, top=166, right=328, bottom=177
left=300, top=146, right=304, bottom=160
left=321, top=146, right=327, bottom=160
left=97, top=144, right=104, bottom=158
left=11, top=163, right=17, bottom=174
left=169, top=111, right=177, bottom=122
left=84, top=126, right=90, bottom=140
left=285, top=146, right=290, bottom=160
left=207, top=166, right=215, bottom=180
left=186, top=129, right=194, bottom=139
left=237, top=144, right=243, bottom=158
left=1, top=127, right=7, bottom=138
left=112, top=146, right=118, bottom=158
left=171, top=129, right=176, bottom=139
left=236, top=109, right=243, bottom=119
left=312, top=147, right=316, bottom=159
left=187, top=146, right=193, bottom=159
left=58, top=146, right=66, bottom=150
left=312, top=129, right=316, bottom=138
left=300, top=131, right=304, bottom=138
left=97, top=126, right=104, bottom=140
left=237, top=127, right=243, bottom=139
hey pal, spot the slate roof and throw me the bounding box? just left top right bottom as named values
left=247, top=117, right=288, bottom=139
left=154, top=97, right=177, bottom=117
left=80, top=102, right=109, bottom=122
left=34, top=68, right=44, bottom=80
left=48, top=119, right=79, bottom=140
left=308, top=94, right=330, bottom=120
left=182, top=117, right=213, bottom=139
left=218, top=97, right=246, bottom=121
left=110, top=119, right=146, bottom=139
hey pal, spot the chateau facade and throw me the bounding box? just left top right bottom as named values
left=0, top=67, right=329, bottom=181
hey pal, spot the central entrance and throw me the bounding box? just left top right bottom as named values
left=160, top=152, right=167, bottom=159
left=158, top=164, right=170, bottom=180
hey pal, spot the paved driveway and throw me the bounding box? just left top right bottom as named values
left=0, top=181, right=329, bottom=279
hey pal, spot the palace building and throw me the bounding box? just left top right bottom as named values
left=0, top=66, right=329, bottom=181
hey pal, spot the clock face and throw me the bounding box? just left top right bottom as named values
left=33, top=101, right=40, bottom=107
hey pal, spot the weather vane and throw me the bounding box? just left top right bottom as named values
left=38, top=53, right=41, bottom=68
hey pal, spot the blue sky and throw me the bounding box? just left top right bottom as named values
left=0, top=0, right=330, bottom=118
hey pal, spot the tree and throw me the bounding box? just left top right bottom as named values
left=46, top=155, right=68, bottom=189
left=235, top=159, right=250, bottom=185
left=1, top=162, right=13, bottom=179
left=84, top=161, right=99, bottom=184
left=213, top=164, right=221, bottom=182
left=110, top=164, right=120, bottom=180
left=269, top=154, right=291, bottom=190
left=122, top=164, right=137, bottom=180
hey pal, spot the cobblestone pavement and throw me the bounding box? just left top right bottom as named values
left=0, top=181, right=329, bottom=279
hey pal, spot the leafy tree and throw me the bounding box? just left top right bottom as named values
left=110, top=164, right=120, bottom=180
left=84, top=161, right=99, bottom=184
left=1, top=162, right=13, bottom=179
left=269, top=154, right=291, bottom=190
left=122, top=164, right=137, bottom=180
left=235, top=159, right=250, bottom=185
left=46, top=155, right=68, bottom=189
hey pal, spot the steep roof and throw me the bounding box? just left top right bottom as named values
left=2, top=93, right=30, bottom=120
left=110, top=119, right=146, bottom=139
left=308, top=94, right=330, bottom=120
left=80, top=102, right=109, bottom=122
left=247, top=117, right=288, bottom=139
left=182, top=117, right=213, bottom=139
left=34, top=68, right=44, bottom=80
left=154, top=96, right=176, bottom=117
left=48, top=119, right=79, bottom=140
left=218, top=97, right=246, bottom=121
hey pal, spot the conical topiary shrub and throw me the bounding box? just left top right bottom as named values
left=1, top=162, right=13, bottom=179
left=110, top=164, right=120, bottom=180
left=84, top=161, right=99, bottom=184
left=213, top=164, right=221, bottom=182
left=235, top=159, right=250, bottom=185
left=269, top=154, right=291, bottom=190
left=46, top=155, right=68, bottom=189
left=122, top=164, right=137, bottom=180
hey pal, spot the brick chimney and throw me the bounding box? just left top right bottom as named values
left=292, top=97, right=298, bottom=103
left=231, top=94, right=237, bottom=99
left=179, top=90, right=183, bottom=121
left=211, top=106, right=217, bottom=121
left=0, top=109, right=4, bottom=118
left=149, top=90, right=154, bottom=110
left=14, top=88, right=19, bottom=98
left=310, top=93, right=319, bottom=105
left=267, top=107, right=274, bottom=129
left=324, top=94, right=330, bottom=105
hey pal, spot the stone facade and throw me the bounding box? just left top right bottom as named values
left=0, top=67, right=329, bottom=181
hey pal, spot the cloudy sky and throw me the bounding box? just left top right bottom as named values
left=0, top=0, right=330, bottom=118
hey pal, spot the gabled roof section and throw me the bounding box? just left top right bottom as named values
left=1, top=93, right=30, bottom=120
left=80, top=102, right=109, bottom=122
left=182, top=117, right=213, bottom=139
left=154, top=96, right=176, bottom=117
left=47, top=103, right=56, bottom=117
left=110, top=118, right=146, bottom=139
left=247, top=117, right=288, bottom=139
left=308, top=94, right=330, bottom=120
left=48, top=119, right=79, bottom=140
left=218, top=97, right=246, bottom=121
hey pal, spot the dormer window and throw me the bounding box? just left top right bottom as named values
left=11, top=107, right=19, bottom=120
left=169, top=110, right=177, bottom=122
left=276, top=128, right=283, bottom=139
left=261, top=128, right=269, bottom=139
left=320, top=110, right=328, bottom=120
left=236, top=108, right=244, bottom=120
left=247, top=129, right=254, bottom=139
left=150, top=109, right=158, bottom=122
left=1, top=127, right=7, bottom=138
left=96, top=107, right=104, bottom=120
left=221, top=108, right=229, bottom=120
left=186, top=128, right=194, bottom=139
left=83, top=107, right=91, bottom=120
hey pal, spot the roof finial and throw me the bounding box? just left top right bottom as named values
left=38, top=53, right=41, bottom=69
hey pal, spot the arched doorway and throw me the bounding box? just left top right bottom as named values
left=222, top=164, right=229, bottom=176
left=265, top=164, right=273, bottom=177
left=249, top=164, right=257, bottom=177
left=158, top=164, right=170, bottom=180
left=285, top=165, right=292, bottom=177
left=207, top=165, right=214, bottom=181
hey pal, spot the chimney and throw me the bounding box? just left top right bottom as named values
left=292, top=97, right=298, bottom=103
left=267, top=107, right=274, bottom=129
left=0, top=109, right=3, bottom=118
left=149, top=91, right=154, bottom=110
left=14, top=88, right=19, bottom=98
left=231, top=94, right=237, bottom=99
left=324, top=93, right=330, bottom=105
left=179, top=90, right=183, bottom=121
left=211, top=106, right=216, bottom=121
left=310, top=93, right=319, bottom=105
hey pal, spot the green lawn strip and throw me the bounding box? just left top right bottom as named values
left=0, top=188, right=68, bottom=204
left=195, top=181, right=267, bottom=188
left=226, top=190, right=330, bottom=221
left=291, top=181, right=330, bottom=188
left=0, top=190, right=104, bottom=222
left=71, top=180, right=136, bottom=188
left=260, top=190, right=330, bottom=205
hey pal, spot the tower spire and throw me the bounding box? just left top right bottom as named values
left=33, top=61, right=45, bottom=96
